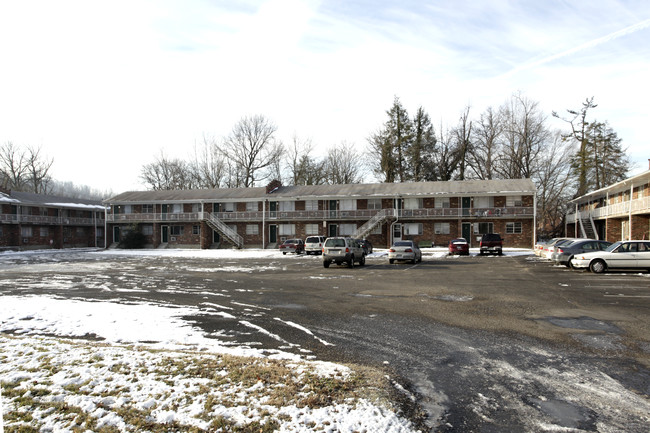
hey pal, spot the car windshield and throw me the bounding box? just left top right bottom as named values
left=325, top=238, right=345, bottom=247
left=451, top=239, right=467, bottom=244
left=394, top=241, right=413, bottom=247
left=605, top=241, right=622, bottom=252
left=306, top=237, right=319, bottom=243
left=284, top=239, right=298, bottom=244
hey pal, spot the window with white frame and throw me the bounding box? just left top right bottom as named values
left=339, top=223, right=356, bottom=235
left=246, top=201, right=258, bottom=212
left=228, top=224, right=237, bottom=234
left=506, top=195, right=523, bottom=207
left=305, top=200, right=318, bottom=211
left=193, top=225, right=200, bottom=235
left=142, top=225, right=153, bottom=235
left=367, top=199, right=382, bottom=210
left=340, top=199, right=357, bottom=211
left=246, top=224, right=259, bottom=235
left=435, top=197, right=450, bottom=208
left=475, top=222, right=494, bottom=234
left=278, top=224, right=295, bottom=235
left=404, top=223, right=423, bottom=235
left=434, top=222, right=450, bottom=234
left=305, top=223, right=319, bottom=235
left=124, top=205, right=133, bottom=214
left=279, top=201, right=295, bottom=212
left=172, top=204, right=183, bottom=213
left=40, top=227, right=49, bottom=237
left=192, top=203, right=200, bottom=213
left=506, top=222, right=522, bottom=234
left=142, top=204, right=153, bottom=213
left=371, top=224, right=382, bottom=234
left=171, top=226, right=184, bottom=236
left=21, top=226, right=32, bottom=237
left=404, top=198, right=423, bottom=209
left=474, top=196, right=494, bottom=208
left=223, top=202, right=235, bottom=212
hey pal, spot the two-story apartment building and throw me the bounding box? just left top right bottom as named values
left=104, top=178, right=536, bottom=249
left=566, top=167, right=650, bottom=242
left=0, top=188, right=106, bottom=250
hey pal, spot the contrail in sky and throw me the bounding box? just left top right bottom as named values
left=502, top=18, right=650, bottom=77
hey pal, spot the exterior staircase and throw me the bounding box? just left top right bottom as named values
left=204, top=213, right=244, bottom=248
left=578, top=213, right=598, bottom=239
left=352, top=209, right=397, bottom=240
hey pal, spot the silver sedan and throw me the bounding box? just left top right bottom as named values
left=388, top=240, right=422, bottom=264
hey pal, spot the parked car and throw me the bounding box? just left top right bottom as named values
left=551, top=239, right=612, bottom=267
left=304, top=236, right=326, bottom=255
left=389, top=240, right=422, bottom=264
left=542, top=238, right=577, bottom=260
left=448, top=238, right=470, bottom=256
left=279, top=238, right=305, bottom=255
left=322, top=237, right=366, bottom=268
left=570, top=240, right=650, bottom=273
left=357, top=239, right=373, bottom=254
left=479, top=233, right=502, bottom=256
left=539, top=237, right=573, bottom=259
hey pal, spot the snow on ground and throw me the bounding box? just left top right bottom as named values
left=0, top=248, right=427, bottom=432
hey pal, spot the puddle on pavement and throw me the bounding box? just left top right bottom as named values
left=528, top=397, right=597, bottom=430
left=543, top=316, right=622, bottom=334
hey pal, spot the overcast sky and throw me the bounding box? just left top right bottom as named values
left=1, top=0, right=648, bottom=193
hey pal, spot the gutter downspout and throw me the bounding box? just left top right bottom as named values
left=533, top=193, right=537, bottom=249
left=629, top=181, right=634, bottom=240
left=262, top=200, right=266, bottom=249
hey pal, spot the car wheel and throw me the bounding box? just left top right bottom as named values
left=589, top=259, right=606, bottom=274
left=323, top=260, right=330, bottom=268
left=389, top=259, right=394, bottom=264
left=282, top=252, right=286, bottom=255
left=349, top=255, right=354, bottom=268
left=359, top=255, right=365, bottom=266
left=567, top=256, right=575, bottom=268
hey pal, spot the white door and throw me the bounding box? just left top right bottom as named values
left=392, top=223, right=402, bottom=244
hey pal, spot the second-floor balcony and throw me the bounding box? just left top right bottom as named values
left=566, top=196, right=650, bottom=223
left=0, top=214, right=103, bottom=226
left=105, top=206, right=535, bottom=224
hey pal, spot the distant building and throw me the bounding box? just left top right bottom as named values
left=104, top=179, right=537, bottom=250
left=0, top=188, right=106, bottom=250
left=566, top=166, right=650, bottom=242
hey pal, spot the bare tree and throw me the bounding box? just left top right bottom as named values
left=431, top=123, right=458, bottom=181
left=221, top=114, right=284, bottom=188
left=286, top=134, right=326, bottom=186
left=140, top=151, right=194, bottom=191
left=324, top=143, right=363, bottom=184
left=452, top=106, right=473, bottom=180
left=496, top=93, right=550, bottom=179
left=0, top=142, right=53, bottom=193
left=25, top=145, right=54, bottom=193
left=190, top=135, right=226, bottom=189
left=468, top=106, right=503, bottom=180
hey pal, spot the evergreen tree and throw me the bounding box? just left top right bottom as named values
left=410, top=107, right=437, bottom=181
left=369, top=96, right=413, bottom=182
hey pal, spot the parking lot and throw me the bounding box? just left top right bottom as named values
left=1, top=248, right=649, bottom=431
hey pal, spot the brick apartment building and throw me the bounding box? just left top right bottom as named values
left=0, top=189, right=106, bottom=250
left=104, top=179, right=537, bottom=250
left=566, top=167, right=650, bottom=242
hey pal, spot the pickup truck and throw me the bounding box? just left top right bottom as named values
left=479, top=233, right=503, bottom=255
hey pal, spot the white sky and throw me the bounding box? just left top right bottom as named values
left=1, top=0, right=648, bottom=193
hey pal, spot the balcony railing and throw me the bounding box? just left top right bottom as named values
left=104, top=206, right=534, bottom=223
left=0, top=214, right=103, bottom=226
left=566, top=196, right=650, bottom=223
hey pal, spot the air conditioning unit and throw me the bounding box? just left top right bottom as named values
left=170, top=237, right=177, bottom=241
left=280, top=236, right=287, bottom=242
left=23, top=238, right=29, bottom=244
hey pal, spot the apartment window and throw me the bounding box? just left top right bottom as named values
left=40, top=227, right=49, bottom=237
left=435, top=197, right=450, bottom=208
left=39, top=207, right=48, bottom=216
left=278, top=224, right=295, bottom=235
left=367, top=199, right=382, bottom=210
left=404, top=198, right=423, bottom=210
left=476, top=222, right=494, bottom=234
left=76, top=227, right=85, bottom=236
left=339, top=223, right=356, bottom=235
left=228, top=224, right=237, bottom=234
left=142, top=204, right=153, bottom=213
left=171, top=226, right=184, bottom=236
left=224, top=203, right=235, bottom=212
left=506, top=222, right=522, bottom=234
left=340, top=199, right=357, bottom=211
left=142, top=225, right=153, bottom=236
left=124, top=205, right=133, bottom=214
left=305, top=200, right=318, bottom=211
left=434, top=223, right=450, bottom=234
left=192, top=204, right=200, bottom=213
left=371, top=224, right=382, bottom=235
left=246, top=202, right=258, bottom=212
left=506, top=196, right=523, bottom=207
left=404, top=223, right=423, bottom=235
left=279, top=201, right=295, bottom=212
left=21, top=226, right=33, bottom=237
left=474, top=196, right=494, bottom=208
left=193, top=225, right=200, bottom=235
left=305, top=223, right=319, bottom=235
left=246, top=224, right=259, bottom=235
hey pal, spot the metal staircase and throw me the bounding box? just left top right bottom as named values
left=352, top=209, right=397, bottom=239
left=204, top=213, right=244, bottom=248
left=578, top=213, right=598, bottom=240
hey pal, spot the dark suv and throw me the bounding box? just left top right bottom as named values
left=479, top=233, right=503, bottom=255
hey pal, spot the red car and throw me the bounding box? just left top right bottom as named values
left=448, top=238, right=470, bottom=256
left=279, top=239, right=305, bottom=255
